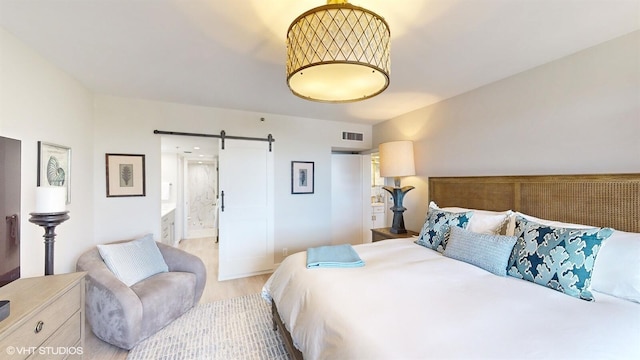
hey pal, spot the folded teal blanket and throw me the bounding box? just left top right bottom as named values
left=306, top=244, right=365, bottom=269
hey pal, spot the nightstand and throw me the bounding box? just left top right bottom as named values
left=371, top=227, right=419, bottom=242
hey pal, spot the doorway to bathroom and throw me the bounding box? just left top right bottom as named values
left=161, top=136, right=219, bottom=244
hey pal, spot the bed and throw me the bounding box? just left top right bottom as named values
left=263, top=174, right=640, bottom=359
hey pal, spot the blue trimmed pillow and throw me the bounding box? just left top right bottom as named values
left=97, top=234, right=169, bottom=286
left=430, top=202, right=512, bottom=235
left=415, top=208, right=473, bottom=252
left=507, top=216, right=613, bottom=301
left=444, top=226, right=517, bottom=276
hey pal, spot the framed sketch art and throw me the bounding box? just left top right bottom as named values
left=106, top=153, right=146, bottom=197
left=291, top=161, right=314, bottom=194
left=37, top=141, right=71, bottom=204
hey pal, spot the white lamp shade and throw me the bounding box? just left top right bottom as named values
left=379, top=140, right=415, bottom=178
left=35, top=186, right=66, bottom=213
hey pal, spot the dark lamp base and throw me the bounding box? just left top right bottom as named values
left=382, top=185, right=415, bottom=235
left=29, top=211, right=70, bottom=276
left=389, top=227, right=407, bottom=234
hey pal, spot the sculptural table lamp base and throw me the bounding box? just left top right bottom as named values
left=29, top=211, right=69, bottom=275
left=382, top=184, right=415, bottom=234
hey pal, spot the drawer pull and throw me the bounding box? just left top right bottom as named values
left=34, top=320, right=44, bottom=333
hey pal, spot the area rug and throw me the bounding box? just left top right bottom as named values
left=127, top=293, right=290, bottom=360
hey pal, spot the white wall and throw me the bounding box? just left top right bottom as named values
left=93, top=95, right=372, bottom=263
left=0, top=28, right=94, bottom=276
left=373, top=31, right=640, bottom=233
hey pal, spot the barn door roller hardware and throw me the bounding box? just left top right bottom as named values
left=153, top=130, right=275, bottom=152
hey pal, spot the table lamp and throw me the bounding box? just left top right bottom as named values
left=379, top=140, right=415, bottom=234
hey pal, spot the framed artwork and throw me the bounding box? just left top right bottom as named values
left=291, top=161, right=314, bottom=194
left=105, top=153, right=146, bottom=197
left=37, top=141, right=71, bottom=204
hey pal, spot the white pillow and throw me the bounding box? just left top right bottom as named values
left=97, top=234, right=169, bottom=286
left=430, top=201, right=511, bottom=234
left=505, top=211, right=595, bottom=236
left=591, top=230, right=640, bottom=303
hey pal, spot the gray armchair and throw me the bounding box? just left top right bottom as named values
left=76, top=240, right=206, bottom=350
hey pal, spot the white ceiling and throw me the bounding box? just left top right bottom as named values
left=0, top=0, right=638, bottom=126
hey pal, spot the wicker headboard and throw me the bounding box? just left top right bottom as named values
left=428, top=174, right=640, bottom=233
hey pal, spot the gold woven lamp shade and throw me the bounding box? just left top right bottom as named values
left=286, top=0, right=390, bottom=102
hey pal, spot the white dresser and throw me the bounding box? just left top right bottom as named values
left=161, top=205, right=176, bottom=245
left=0, top=272, right=85, bottom=359
left=371, top=202, right=386, bottom=228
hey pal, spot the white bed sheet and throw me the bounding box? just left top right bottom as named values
left=263, top=239, right=640, bottom=359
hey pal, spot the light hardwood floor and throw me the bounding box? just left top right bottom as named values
left=84, top=237, right=272, bottom=359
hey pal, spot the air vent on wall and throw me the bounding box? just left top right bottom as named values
left=342, top=132, right=363, bottom=141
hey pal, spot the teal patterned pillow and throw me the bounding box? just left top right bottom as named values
left=507, top=216, right=613, bottom=301
left=415, top=208, right=473, bottom=252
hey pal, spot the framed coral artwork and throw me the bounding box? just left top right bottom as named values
left=105, top=153, right=146, bottom=197
left=37, top=141, right=71, bottom=204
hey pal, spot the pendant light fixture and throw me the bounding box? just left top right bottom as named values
left=286, top=0, right=391, bottom=103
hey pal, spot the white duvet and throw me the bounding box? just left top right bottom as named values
left=263, top=239, right=640, bottom=359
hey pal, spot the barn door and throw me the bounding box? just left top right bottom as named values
left=217, top=139, right=274, bottom=280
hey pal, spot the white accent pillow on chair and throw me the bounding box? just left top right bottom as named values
left=97, top=234, right=168, bottom=286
